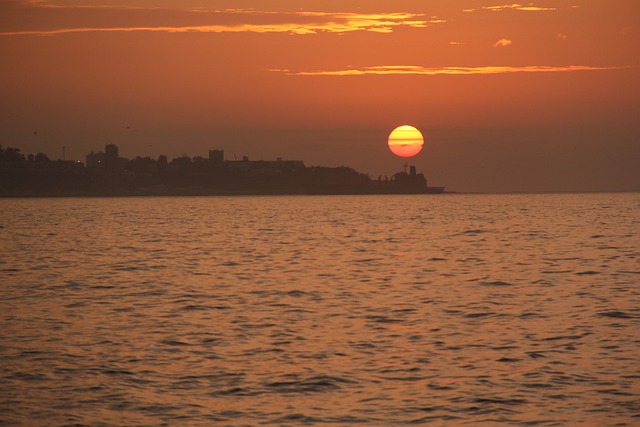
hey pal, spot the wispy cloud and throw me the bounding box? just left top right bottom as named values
left=464, top=3, right=558, bottom=13
left=0, top=6, right=444, bottom=36
left=21, top=0, right=151, bottom=10
left=271, top=65, right=622, bottom=76
left=494, top=38, right=513, bottom=47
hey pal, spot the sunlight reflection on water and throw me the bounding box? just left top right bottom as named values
left=1, top=194, right=639, bottom=426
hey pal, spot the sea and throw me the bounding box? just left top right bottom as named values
left=1, top=193, right=639, bottom=427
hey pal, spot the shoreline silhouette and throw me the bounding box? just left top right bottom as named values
left=0, top=144, right=445, bottom=197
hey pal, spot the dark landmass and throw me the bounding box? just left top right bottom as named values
left=0, top=145, right=444, bottom=197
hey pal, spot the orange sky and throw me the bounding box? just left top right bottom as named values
left=1, top=0, right=639, bottom=192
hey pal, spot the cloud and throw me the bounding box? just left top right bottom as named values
left=557, top=33, right=568, bottom=40
left=494, top=38, right=513, bottom=47
left=464, top=3, right=558, bottom=13
left=271, top=65, right=622, bottom=76
left=0, top=4, right=444, bottom=36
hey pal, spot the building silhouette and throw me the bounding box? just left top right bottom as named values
left=209, top=149, right=224, bottom=164
left=1, top=144, right=444, bottom=196
left=104, top=144, right=119, bottom=174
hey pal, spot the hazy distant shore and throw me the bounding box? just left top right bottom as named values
left=1, top=145, right=445, bottom=197
left=0, top=188, right=450, bottom=198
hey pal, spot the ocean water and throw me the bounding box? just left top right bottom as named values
left=1, top=194, right=639, bottom=427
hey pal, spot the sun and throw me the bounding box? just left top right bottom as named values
left=388, top=125, right=424, bottom=158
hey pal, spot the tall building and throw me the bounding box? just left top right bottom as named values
left=105, top=144, right=119, bottom=173
left=85, top=150, right=105, bottom=168
left=209, top=149, right=224, bottom=164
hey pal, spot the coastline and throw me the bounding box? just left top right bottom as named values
left=1, top=145, right=445, bottom=197
left=0, top=187, right=447, bottom=198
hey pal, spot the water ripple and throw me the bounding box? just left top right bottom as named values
left=1, top=194, right=639, bottom=426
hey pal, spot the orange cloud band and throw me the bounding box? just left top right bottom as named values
left=0, top=11, right=444, bottom=36
left=272, top=65, right=623, bottom=76
left=464, top=3, right=558, bottom=13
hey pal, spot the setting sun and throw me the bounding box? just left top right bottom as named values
left=388, top=125, right=424, bottom=158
